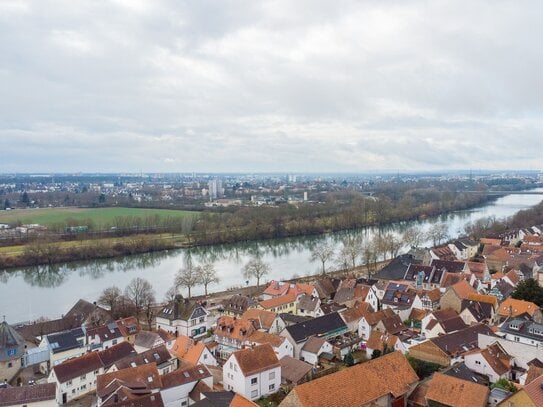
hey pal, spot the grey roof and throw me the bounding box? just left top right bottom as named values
left=222, top=294, right=255, bottom=316
left=284, top=312, right=348, bottom=344
left=0, top=321, right=25, bottom=362
left=134, top=331, right=163, bottom=349
left=374, top=254, right=418, bottom=281
left=115, top=345, right=172, bottom=370
left=280, top=356, right=312, bottom=384
left=430, top=259, right=466, bottom=273
left=297, top=294, right=319, bottom=312
left=461, top=300, right=493, bottom=323
left=158, top=296, right=206, bottom=321
left=279, top=313, right=311, bottom=325
left=431, top=324, right=495, bottom=356
left=192, top=391, right=235, bottom=407
left=501, top=318, right=543, bottom=342
left=47, top=327, right=85, bottom=354
left=442, top=362, right=489, bottom=385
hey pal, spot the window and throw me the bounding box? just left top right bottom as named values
left=203, top=354, right=207, bottom=360
left=475, top=361, right=481, bottom=365
left=199, top=317, right=205, bottom=323
left=251, top=377, right=257, bottom=385
left=72, top=389, right=75, bottom=394
left=251, top=390, right=258, bottom=398
left=67, top=380, right=72, bottom=386
left=80, top=375, right=86, bottom=380
left=81, top=385, right=86, bottom=390
left=234, top=365, right=237, bottom=372
left=269, top=384, right=275, bottom=391
left=7, top=362, right=12, bottom=368
left=269, top=371, right=275, bottom=380
left=112, top=339, right=117, bottom=345
left=230, top=362, right=233, bottom=369
left=94, top=370, right=99, bottom=375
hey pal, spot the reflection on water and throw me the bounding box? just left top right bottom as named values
left=1, top=190, right=542, bottom=322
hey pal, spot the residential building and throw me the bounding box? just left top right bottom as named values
left=156, top=296, right=209, bottom=339
left=497, top=372, right=543, bottom=407
left=280, top=313, right=348, bottom=358
left=0, top=320, right=26, bottom=383
left=160, top=364, right=213, bottom=407
left=240, top=308, right=285, bottom=334
left=279, top=356, right=312, bottom=386
left=464, top=342, right=513, bottom=383
left=223, top=344, right=281, bottom=401
left=112, top=345, right=176, bottom=375
left=497, top=298, right=542, bottom=322
left=424, top=372, right=489, bottom=407
left=40, top=327, right=86, bottom=366
left=299, top=336, right=333, bottom=366
left=278, top=351, right=418, bottom=407
left=48, top=352, right=104, bottom=404
left=86, top=322, right=124, bottom=351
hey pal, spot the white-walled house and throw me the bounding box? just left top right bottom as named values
left=300, top=336, right=333, bottom=366
left=86, top=322, right=124, bottom=351
left=160, top=364, right=213, bottom=407
left=41, top=327, right=87, bottom=366
left=156, top=296, right=209, bottom=340
left=464, top=343, right=513, bottom=383
left=48, top=352, right=104, bottom=405
left=245, top=332, right=294, bottom=360
left=223, top=344, right=281, bottom=401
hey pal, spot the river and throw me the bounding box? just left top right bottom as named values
left=1, top=189, right=542, bottom=323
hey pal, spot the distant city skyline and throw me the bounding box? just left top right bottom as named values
left=1, top=1, right=542, bottom=173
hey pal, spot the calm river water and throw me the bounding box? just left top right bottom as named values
left=1, top=189, right=543, bottom=323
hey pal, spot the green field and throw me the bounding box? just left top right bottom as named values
left=0, top=207, right=198, bottom=228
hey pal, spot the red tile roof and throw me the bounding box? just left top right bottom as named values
left=232, top=344, right=280, bottom=376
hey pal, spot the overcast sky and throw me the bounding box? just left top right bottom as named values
left=0, top=1, right=541, bottom=173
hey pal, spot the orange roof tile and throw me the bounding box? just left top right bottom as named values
left=232, top=344, right=280, bottom=376
left=451, top=279, right=477, bottom=299
left=425, top=372, right=489, bottom=407
left=215, top=316, right=256, bottom=341
left=280, top=352, right=418, bottom=407
left=231, top=393, right=259, bottom=407
left=498, top=298, right=540, bottom=317
left=247, top=331, right=285, bottom=348
left=466, top=293, right=498, bottom=308
left=182, top=342, right=206, bottom=366
left=258, top=291, right=297, bottom=310
left=240, top=308, right=277, bottom=330
left=171, top=335, right=193, bottom=359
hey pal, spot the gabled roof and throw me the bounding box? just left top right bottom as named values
left=46, top=327, right=85, bottom=354
left=0, top=383, right=56, bottom=407
left=115, top=345, right=172, bottom=370
left=263, top=280, right=290, bottom=297
left=231, top=344, right=280, bottom=376
left=258, top=291, right=297, bottom=310
left=96, top=363, right=162, bottom=398
left=53, top=351, right=103, bottom=383
left=461, top=300, right=493, bottom=323
left=431, top=259, right=466, bottom=273
left=247, top=331, right=285, bottom=348
left=498, top=298, right=539, bottom=317
left=280, top=356, right=312, bottom=384
left=431, top=324, right=495, bottom=357
left=223, top=294, right=255, bottom=316
left=135, top=331, right=164, bottom=349
left=278, top=351, right=418, bottom=407
left=425, top=372, right=489, bottom=407
left=240, top=308, right=277, bottom=330
left=171, top=335, right=193, bottom=359
left=15, top=315, right=83, bottom=342
left=521, top=372, right=543, bottom=406
left=161, top=364, right=211, bottom=389
left=116, top=316, right=141, bottom=337
left=87, top=322, right=124, bottom=342
left=158, top=296, right=206, bottom=321
left=284, top=312, right=347, bottom=343
left=98, top=341, right=137, bottom=369
left=301, top=336, right=327, bottom=354
left=215, top=316, right=256, bottom=342
left=374, top=254, right=419, bottom=281
left=450, top=279, right=477, bottom=299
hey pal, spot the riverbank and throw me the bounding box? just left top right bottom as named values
left=0, top=192, right=498, bottom=271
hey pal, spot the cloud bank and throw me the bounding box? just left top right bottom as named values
left=1, top=0, right=542, bottom=172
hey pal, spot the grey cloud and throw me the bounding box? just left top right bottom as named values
left=1, top=0, right=542, bottom=172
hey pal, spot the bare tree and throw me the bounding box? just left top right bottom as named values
left=242, top=257, right=271, bottom=287
left=382, top=232, right=402, bottom=259
left=175, top=259, right=201, bottom=299
left=164, top=286, right=178, bottom=303
left=197, top=262, right=220, bottom=296
left=337, top=236, right=362, bottom=270
left=426, top=223, right=449, bottom=246
left=97, top=286, right=122, bottom=311
left=402, top=226, right=424, bottom=248
left=310, top=242, right=335, bottom=274
left=362, top=240, right=377, bottom=276
left=124, top=277, right=155, bottom=317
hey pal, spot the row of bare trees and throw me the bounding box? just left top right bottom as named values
left=309, top=223, right=450, bottom=275
left=98, top=277, right=156, bottom=327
